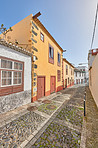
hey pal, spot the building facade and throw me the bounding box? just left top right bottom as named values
left=2, top=14, right=63, bottom=102
left=88, top=48, right=98, bottom=107
left=74, top=68, right=85, bottom=84
left=76, top=66, right=88, bottom=83
left=63, top=58, right=74, bottom=88
left=0, top=40, right=32, bottom=113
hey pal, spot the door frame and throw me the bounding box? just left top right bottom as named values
left=37, top=76, right=46, bottom=99
left=50, top=76, right=56, bottom=93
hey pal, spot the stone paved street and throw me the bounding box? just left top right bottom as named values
left=0, top=91, right=70, bottom=148
left=25, top=85, right=85, bottom=148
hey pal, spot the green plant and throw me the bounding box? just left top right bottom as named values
left=0, top=24, right=12, bottom=39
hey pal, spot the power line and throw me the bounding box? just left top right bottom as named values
left=90, top=3, right=98, bottom=50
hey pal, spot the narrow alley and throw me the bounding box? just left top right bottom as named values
left=25, top=85, right=85, bottom=148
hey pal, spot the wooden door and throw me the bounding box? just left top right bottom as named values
left=37, top=76, right=45, bottom=99
left=50, top=76, right=56, bottom=93
left=65, top=79, right=67, bottom=88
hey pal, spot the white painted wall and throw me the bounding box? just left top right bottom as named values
left=0, top=45, right=31, bottom=91
left=74, top=71, right=85, bottom=84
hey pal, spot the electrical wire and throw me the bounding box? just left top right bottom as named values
left=90, top=3, right=98, bottom=49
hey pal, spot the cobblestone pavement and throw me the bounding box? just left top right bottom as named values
left=0, top=91, right=70, bottom=148
left=85, top=86, right=98, bottom=148
left=26, top=86, right=85, bottom=148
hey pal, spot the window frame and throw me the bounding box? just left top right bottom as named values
left=49, top=44, right=54, bottom=64
left=71, top=68, right=72, bottom=75
left=0, top=56, right=24, bottom=96
left=57, top=52, right=61, bottom=66
left=76, top=72, right=77, bottom=77
left=57, top=70, right=61, bottom=82
left=66, top=65, right=68, bottom=75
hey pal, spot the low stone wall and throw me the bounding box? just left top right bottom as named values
left=0, top=90, right=31, bottom=113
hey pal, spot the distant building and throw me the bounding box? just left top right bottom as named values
left=63, top=58, right=74, bottom=88
left=75, top=66, right=89, bottom=83
left=74, top=68, right=85, bottom=84
left=88, top=48, right=98, bottom=107
left=74, top=66, right=88, bottom=85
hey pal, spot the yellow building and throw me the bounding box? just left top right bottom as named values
left=63, top=58, right=74, bottom=88
left=2, top=14, right=63, bottom=101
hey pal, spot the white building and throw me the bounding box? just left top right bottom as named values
left=0, top=40, right=32, bottom=113
left=77, top=66, right=89, bottom=82
left=74, top=68, right=86, bottom=84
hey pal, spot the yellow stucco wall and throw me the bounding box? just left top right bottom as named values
left=0, top=14, right=32, bottom=51
left=89, top=54, right=98, bottom=107
left=63, top=59, right=74, bottom=88
left=32, top=19, right=63, bottom=99
left=2, top=14, right=63, bottom=100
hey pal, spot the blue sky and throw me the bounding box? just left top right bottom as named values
left=0, top=0, right=98, bottom=66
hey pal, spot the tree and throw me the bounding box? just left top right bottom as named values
left=0, top=24, right=12, bottom=40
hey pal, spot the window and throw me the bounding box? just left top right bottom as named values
left=14, top=62, right=22, bottom=70
left=49, top=44, right=54, bottom=64
left=68, top=77, right=69, bottom=84
left=76, top=72, right=77, bottom=77
left=40, top=32, right=44, bottom=42
left=13, top=72, right=22, bottom=85
left=57, top=52, right=61, bottom=66
left=79, top=72, right=81, bottom=77
left=1, top=59, right=12, bottom=69
left=0, top=57, right=24, bottom=96
left=73, top=69, right=74, bottom=75
left=66, top=65, right=68, bottom=75
left=71, top=68, right=72, bottom=75
left=57, top=70, right=61, bottom=82
left=49, top=47, right=53, bottom=59
left=83, top=69, right=85, bottom=72
left=2, top=71, right=12, bottom=86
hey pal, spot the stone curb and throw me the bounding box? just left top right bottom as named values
left=80, top=117, right=86, bottom=148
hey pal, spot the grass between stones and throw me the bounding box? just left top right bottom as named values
left=33, top=122, right=81, bottom=148
left=38, top=102, right=59, bottom=115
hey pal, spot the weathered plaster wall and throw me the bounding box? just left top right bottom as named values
left=89, top=54, right=98, bottom=107
left=0, top=90, right=31, bottom=113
